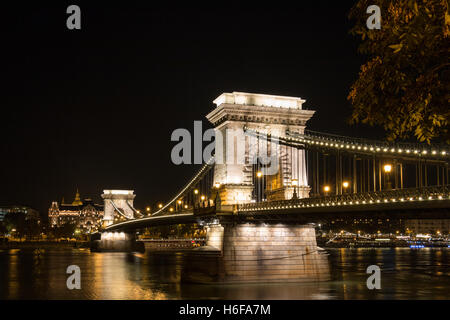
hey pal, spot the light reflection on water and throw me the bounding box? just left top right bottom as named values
left=0, top=246, right=449, bottom=300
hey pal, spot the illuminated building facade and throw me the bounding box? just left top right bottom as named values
left=405, top=219, right=450, bottom=236
left=48, top=190, right=104, bottom=233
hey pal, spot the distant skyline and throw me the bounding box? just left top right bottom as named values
left=1, top=2, right=387, bottom=215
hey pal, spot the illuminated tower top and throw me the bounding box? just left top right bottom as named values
left=72, top=189, right=83, bottom=206
left=213, top=91, right=306, bottom=109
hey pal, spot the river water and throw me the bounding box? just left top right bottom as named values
left=0, top=246, right=449, bottom=300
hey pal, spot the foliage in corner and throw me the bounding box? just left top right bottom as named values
left=348, top=0, right=449, bottom=144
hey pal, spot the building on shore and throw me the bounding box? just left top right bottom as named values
left=48, top=190, right=104, bottom=233
left=0, top=205, right=40, bottom=222
left=405, top=219, right=450, bottom=236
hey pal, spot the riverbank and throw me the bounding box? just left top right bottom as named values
left=319, top=240, right=450, bottom=248
left=1, top=239, right=448, bottom=250
left=0, top=240, right=90, bottom=249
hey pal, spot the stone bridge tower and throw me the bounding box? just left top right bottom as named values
left=206, top=92, right=315, bottom=205
left=101, top=190, right=136, bottom=227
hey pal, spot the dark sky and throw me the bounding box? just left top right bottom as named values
left=1, top=2, right=383, bottom=216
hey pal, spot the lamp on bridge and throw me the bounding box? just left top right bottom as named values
left=158, top=203, right=163, bottom=209
left=342, top=181, right=350, bottom=193
left=323, top=185, right=330, bottom=195
left=200, top=195, right=206, bottom=208
left=292, top=179, right=299, bottom=200
left=256, top=171, right=263, bottom=178
left=383, top=164, right=393, bottom=190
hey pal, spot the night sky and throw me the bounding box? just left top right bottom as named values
left=1, top=2, right=384, bottom=217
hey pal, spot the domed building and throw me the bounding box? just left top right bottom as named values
left=48, top=189, right=104, bottom=234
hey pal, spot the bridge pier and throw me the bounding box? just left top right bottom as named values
left=184, top=222, right=330, bottom=283
left=90, top=231, right=145, bottom=252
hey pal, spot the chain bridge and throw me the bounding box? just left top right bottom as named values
left=96, top=92, right=450, bottom=283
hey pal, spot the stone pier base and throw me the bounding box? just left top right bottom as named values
left=90, top=232, right=145, bottom=252
left=183, top=223, right=330, bottom=283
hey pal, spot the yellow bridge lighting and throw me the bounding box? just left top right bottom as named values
left=323, top=185, right=330, bottom=192
left=200, top=195, right=206, bottom=201
left=383, top=164, right=392, bottom=173
left=342, top=181, right=349, bottom=188
left=158, top=203, right=163, bottom=209
left=194, top=189, right=199, bottom=194
left=256, top=171, right=263, bottom=178
left=177, top=200, right=182, bottom=205
left=146, top=207, right=151, bottom=212
left=169, top=208, right=174, bottom=212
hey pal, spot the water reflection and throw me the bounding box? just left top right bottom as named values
left=0, top=247, right=449, bottom=299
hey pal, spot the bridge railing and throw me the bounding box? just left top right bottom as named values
left=301, top=130, right=449, bottom=156
left=289, top=130, right=449, bottom=160
left=238, top=185, right=450, bottom=213
left=244, top=127, right=449, bottom=160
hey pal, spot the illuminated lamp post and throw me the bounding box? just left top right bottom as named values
left=292, top=179, right=299, bottom=200
left=383, top=164, right=392, bottom=190
left=193, top=189, right=199, bottom=207
left=200, top=195, right=206, bottom=208
left=323, top=185, right=330, bottom=196
left=342, top=181, right=350, bottom=193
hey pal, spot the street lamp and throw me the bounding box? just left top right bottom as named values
left=323, top=185, right=330, bottom=195
left=256, top=171, right=263, bottom=178
left=158, top=203, right=163, bottom=209
left=200, top=195, right=206, bottom=201
left=146, top=206, right=151, bottom=212
left=383, top=164, right=392, bottom=189
left=214, top=182, right=221, bottom=188
left=342, top=181, right=349, bottom=193
left=292, top=179, right=298, bottom=199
